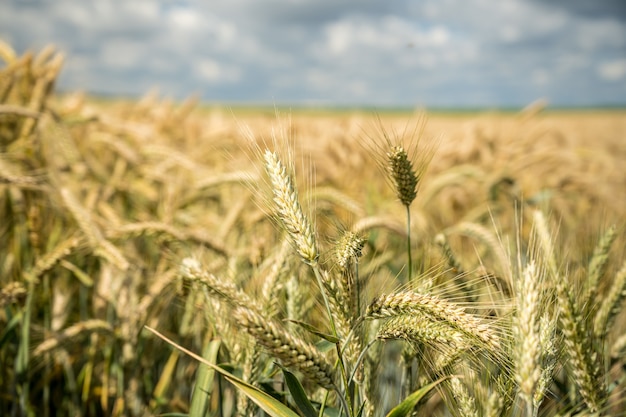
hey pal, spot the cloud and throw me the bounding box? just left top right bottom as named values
left=598, top=59, right=626, bottom=81
left=1, top=0, right=625, bottom=106
left=529, top=0, right=626, bottom=21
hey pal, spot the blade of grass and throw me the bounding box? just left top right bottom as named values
left=189, top=340, right=221, bottom=416
left=278, top=364, right=317, bottom=417
left=144, top=326, right=300, bottom=417
left=385, top=376, right=449, bottom=417
left=152, top=349, right=180, bottom=408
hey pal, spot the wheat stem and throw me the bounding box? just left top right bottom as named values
left=406, top=204, right=413, bottom=281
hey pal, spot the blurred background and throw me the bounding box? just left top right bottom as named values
left=1, top=0, right=625, bottom=108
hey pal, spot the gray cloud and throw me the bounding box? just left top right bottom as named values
left=529, top=0, right=626, bottom=21
left=1, top=0, right=625, bottom=107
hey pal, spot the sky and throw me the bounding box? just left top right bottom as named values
left=1, top=0, right=625, bottom=108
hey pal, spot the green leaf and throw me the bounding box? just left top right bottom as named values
left=189, top=340, right=221, bottom=417
left=286, top=319, right=340, bottom=344
left=278, top=365, right=317, bottom=417
left=355, top=401, right=365, bottom=417
left=0, top=312, right=22, bottom=348
left=314, top=339, right=336, bottom=353
left=145, top=326, right=300, bottom=417
left=385, top=377, right=449, bottom=417
left=16, top=282, right=35, bottom=375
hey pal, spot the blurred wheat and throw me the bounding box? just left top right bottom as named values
left=1, top=42, right=625, bottom=416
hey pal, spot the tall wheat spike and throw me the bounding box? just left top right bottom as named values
left=593, top=259, right=626, bottom=339
left=533, top=210, right=606, bottom=412
left=586, top=224, right=617, bottom=304
left=264, top=150, right=318, bottom=265
left=387, top=145, right=418, bottom=207
left=534, top=314, right=557, bottom=411
left=513, top=260, right=543, bottom=413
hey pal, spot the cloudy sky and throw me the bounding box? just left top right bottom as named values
left=1, top=0, right=625, bottom=108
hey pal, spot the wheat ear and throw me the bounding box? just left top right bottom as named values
left=233, top=307, right=336, bottom=390
left=586, top=224, right=617, bottom=304
left=366, top=291, right=500, bottom=351
left=0, top=281, right=27, bottom=307
left=264, top=150, right=318, bottom=265
left=513, top=261, right=543, bottom=413
left=180, top=258, right=263, bottom=313
left=25, top=235, right=81, bottom=283
left=32, top=319, right=113, bottom=357
left=379, top=312, right=467, bottom=347
left=593, top=259, right=626, bottom=339
left=335, top=230, right=366, bottom=320
left=449, top=376, right=479, bottom=417
left=387, top=145, right=418, bottom=207
left=534, top=314, right=557, bottom=411
left=533, top=210, right=605, bottom=412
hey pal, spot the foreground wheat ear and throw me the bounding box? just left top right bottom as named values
left=532, top=210, right=612, bottom=414
left=365, top=291, right=500, bottom=351
left=233, top=307, right=337, bottom=390
left=264, top=150, right=319, bottom=265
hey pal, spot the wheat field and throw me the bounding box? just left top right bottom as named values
left=1, top=43, right=626, bottom=417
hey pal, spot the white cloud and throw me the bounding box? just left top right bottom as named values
left=99, top=40, right=145, bottom=70
left=575, top=19, right=626, bottom=51
left=196, top=60, right=221, bottom=81
left=598, top=59, right=626, bottom=81
left=428, top=26, right=451, bottom=46
left=125, top=2, right=160, bottom=20
left=322, top=16, right=453, bottom=63
left=169, top=7, right=201, bottom=30
left=195, top=59, right=241, bottom=83
left=532, top=69, right=550, bottom=85
left=1, top=0, right=625, bottom=106
left=325, top=21, right=352, bottom=55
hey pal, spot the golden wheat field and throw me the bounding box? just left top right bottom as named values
left=2, top=44, right=626, bottom=417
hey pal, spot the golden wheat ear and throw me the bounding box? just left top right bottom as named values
left=233, top=307, right=337, bottom=391
left=533, top=210, right=606, bottom=412
left=264, top=150, right=318, bottom=266
left=365, top=291, right=500, bottom=352
left=387, top=145, right=418, bottom=207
